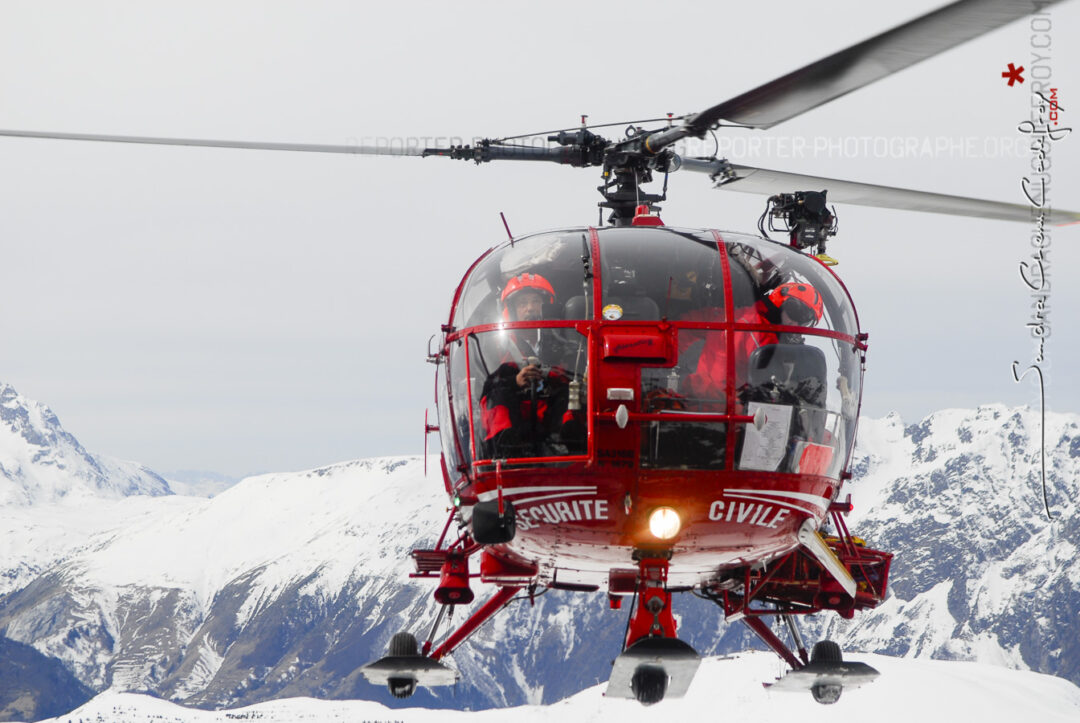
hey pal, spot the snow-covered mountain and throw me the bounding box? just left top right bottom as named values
left=0, top=382, right=177, bottom=719
left=0, top=382, right=170, bottom=506
left=0, top=457, right=467, bottom=710
left=0, top=380, right=1077, bottom=717
left=0, top=382, right=175, bottom=599
left=33, top=653, right=1080, bottom=723
left=821, top=406, right=1080, bottom=680
left=163, top=470, right=241, bottom=498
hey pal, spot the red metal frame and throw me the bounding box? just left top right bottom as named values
left=715, top=545, right=891, bottom=619
left=408, top=507, right=530, bottom=662
left=602, top=411, right=754, bottom=424
left=471, top=453, right=590, bottom=469
left=712, top=230, right=738, bottom=469
left=710, top=512, right=892, bottom=670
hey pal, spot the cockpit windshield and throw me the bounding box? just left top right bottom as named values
left=636, top=231, right=862, bottom=474
left=453, top=231, right=592, bottom=330
left=594, top=228, right=725, bottom=322
left=442, top=227, right=863, bottom=475
left=723, top=235, right=858, bottom=338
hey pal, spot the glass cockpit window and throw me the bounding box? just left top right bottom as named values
left=596, top=228, right=725, bottom=322
left=723, top=233, right=858, bottom=337
left=735, top=335, right=859, bottom=478
left=464, top=328, right=588, bottom=461
left=715, top=233, right=862, bottom=477
left=445, top=340, right=474, bottom=468
left=633, top=232, right=863, bottom=477
left=640, top=330, right=728, bottom=470
left=453, top=230, right=594, bottom=329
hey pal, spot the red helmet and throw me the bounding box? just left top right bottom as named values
left=501, top=272, right=555, bottom=312
left=768, top=282, right=824, bottom=325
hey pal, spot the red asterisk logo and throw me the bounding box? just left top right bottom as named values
left=1002, top=62, right=1025, bottom=86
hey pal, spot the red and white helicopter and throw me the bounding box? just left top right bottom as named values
left=3, top=0, right=1077, bottom=707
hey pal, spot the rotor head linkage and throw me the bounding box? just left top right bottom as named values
left=424, top=127, right=679, bottom=226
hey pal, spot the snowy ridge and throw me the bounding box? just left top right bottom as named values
left=164, top=470, right=240, bottom=498
left=0, top=382, right=171, bottom=506
left=0, top=381, right=177, bottom=597
left=69, top=457, right=440, bottom=600
left=33, top=653, right=1080, bottom=723
left=0, top=455, right=446, bottom=699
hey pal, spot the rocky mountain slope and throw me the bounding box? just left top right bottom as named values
left=0, top=636, right=92, bottom=722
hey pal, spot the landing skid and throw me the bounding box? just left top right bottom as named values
left=360, top=654, right=459, bottom=687
left=361, top=586, right=522, bottom=698
left=768, top=658, right=879, bottom=703
left=360, top=630, right=460, bottom=698
left=605, top=637, right=701, bottom=703
left=766, top=640, right=879, bottom=704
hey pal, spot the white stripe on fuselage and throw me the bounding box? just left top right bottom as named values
left=477, top=485, right=597, bottom=502
left=723, top=488, right=829, bottom=515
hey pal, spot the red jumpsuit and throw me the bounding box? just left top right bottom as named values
left=478, top=330, right=579, bottom=458
left=680, top=303, right=776, bottom=407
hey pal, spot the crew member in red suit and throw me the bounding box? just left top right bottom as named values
left=480, top=273, right=582, bottom=458
left=681, top=281, right=824, bottom=407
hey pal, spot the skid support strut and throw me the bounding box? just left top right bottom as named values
left=360, top=585, right=519, bottom=696
left=608, top=556, right=701, bottom=703
left=429, top=585, right=521, bottom=661
left=741, top=615, right=803, bottom=670
left=626, top=557, right=677, bottom=645
left=783, top=613, right=810, bottom=666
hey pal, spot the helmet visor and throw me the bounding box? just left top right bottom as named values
left=782, top=298, right=819, bottom=326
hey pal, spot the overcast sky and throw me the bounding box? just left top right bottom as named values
left=1, top=0, right=1077, bottom=478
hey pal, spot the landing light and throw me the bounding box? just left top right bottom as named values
left=648, top=507, right=681, bottom=540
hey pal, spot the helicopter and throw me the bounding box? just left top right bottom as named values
left=2, top=0, right=1079, bottom=709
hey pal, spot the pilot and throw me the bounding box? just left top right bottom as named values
left=499, top=272, right=550, bottom=387
left=480, top=273, right=583, bottom=458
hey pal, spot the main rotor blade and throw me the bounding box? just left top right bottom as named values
left=689, top=0, right=1065, bottom=132
left=678, top=157, right=1080, bottom=226
left=0, top=129, right=429, bottom=156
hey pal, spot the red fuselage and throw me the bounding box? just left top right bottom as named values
left=434, top=225, right=866, bottom=590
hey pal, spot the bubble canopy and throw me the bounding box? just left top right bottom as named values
left=452, top=228, right=857, bottom=334
left=441, top=227, right=864, bottom=474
